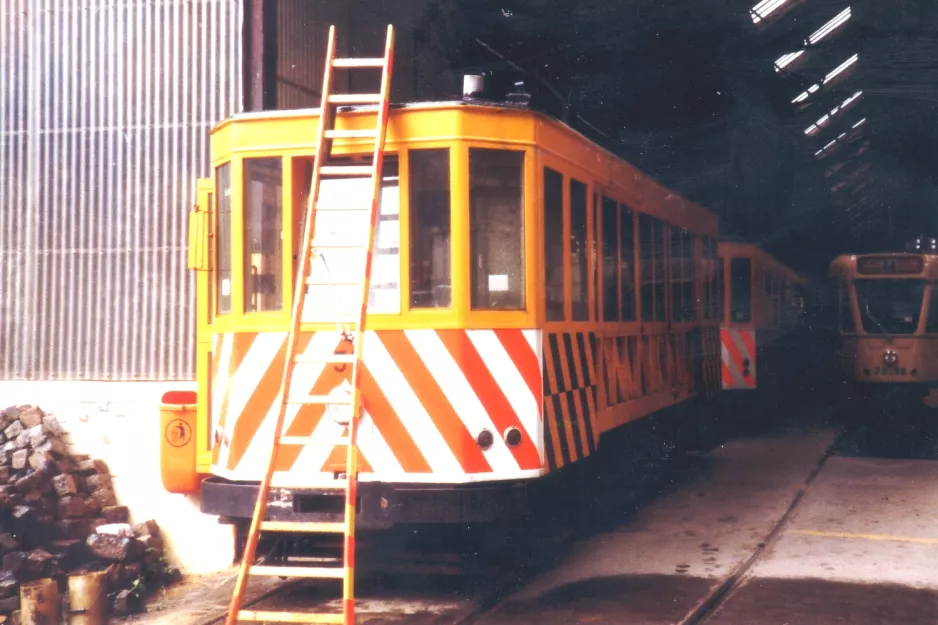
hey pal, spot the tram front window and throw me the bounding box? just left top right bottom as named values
left=855, top=279, right=926, bottom=334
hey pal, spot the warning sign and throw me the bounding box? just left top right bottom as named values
left=165, top=419, right=192, bottom=448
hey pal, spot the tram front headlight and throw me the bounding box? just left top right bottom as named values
left=883, top=349, right=899, bottom=366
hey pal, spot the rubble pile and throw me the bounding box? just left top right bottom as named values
left=0, top=405, right=180, bottom=620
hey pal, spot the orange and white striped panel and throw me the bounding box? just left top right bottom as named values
left=209, top=329, right=544, bottom=484
left=721, top=327, right=757, bottom=390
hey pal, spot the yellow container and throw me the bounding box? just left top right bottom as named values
left=159, top=390, right=201, bottom=494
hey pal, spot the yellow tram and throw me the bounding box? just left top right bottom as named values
left=183, top=95, right=722, bottom=531
left=718, top=241, right=806, bottom=392
left=830, top=241, right=938, bottom=413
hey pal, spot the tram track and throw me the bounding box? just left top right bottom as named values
left=674, top=441, right=834, bottom=625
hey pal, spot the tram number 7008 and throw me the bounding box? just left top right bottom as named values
left=874, top=367, right=907, bottom=376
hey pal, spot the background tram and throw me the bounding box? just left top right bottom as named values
left=830, top=240, right=938, bottom=418
left=185, top=94, right=723, bottom=539
left=715, top=242, right=807, bottom=427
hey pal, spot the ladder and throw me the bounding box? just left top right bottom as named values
left=224, top=24, right=395, bottom=625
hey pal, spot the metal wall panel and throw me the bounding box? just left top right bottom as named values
left=276, top=1, right=341, bottom=109
left=0, top=0, right=243, bottom=380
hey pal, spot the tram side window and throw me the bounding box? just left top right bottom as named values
left=639, top=214, right=665, bottom=322
left=216, top=163, right=232, bottom=315
left=927, top=285, right=938, bottom=332
left=703, top=237, right=718, bottom=321
left=470, top=149, right=525, bottom=310
left=409, top=149, right=451, bottom=308
left=544, top=168, right=564, bottom=321
left=730, top=258, right=751, bottom=322
left=602, top=197, right=618, bottom=321
left=717, top=257, right=725, bottom=322
left=620, top=205, right=636, bottom=321
left=570, top=179, right=589, bottom=321
left=838, top=282, right=854, bottom=332
left=670, top=227, right=695, bottom=322
left=243, top=158, right=284, bottom=313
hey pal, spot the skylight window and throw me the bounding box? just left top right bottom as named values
left=792, top=55, right=858, bottom=105
left=824, top=53, right=858, bottom=83
left=775, top=51, right=805, bottom=72
left=774, top=8, right=851, bottom=73
left=804, top=91, right=863, bottom=135
left=808, top=7, right=851, bottom=44
left=792, top=84, right=820, bottom=104
left=751, top=0, right=791, bottom=23
left=814, top=117, right=867, bottom=158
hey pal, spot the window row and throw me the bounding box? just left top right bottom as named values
left=545, top=166, right=713, bottom=324
left=212, top=148, right=526, bottom=316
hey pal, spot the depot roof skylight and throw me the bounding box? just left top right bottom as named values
left=775, top=7, right=852, bottom=72
left=808, top=7, right=851, bottom=44
left=751, top=0, right=792, bottom=24
left=804, top=91, right=862, bottom=135
left=814, top=117, right=866, bottom=158
left=791, top=53, right=859, bottom=104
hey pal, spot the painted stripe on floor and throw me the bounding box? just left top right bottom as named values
left=790, top=529, right=938, bottom=545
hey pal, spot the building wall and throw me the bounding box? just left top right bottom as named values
left=0, top=0, right=459, bottom=574
left=0, top=0, right=243, bottom=381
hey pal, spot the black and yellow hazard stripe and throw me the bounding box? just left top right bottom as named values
left=542, top=331, right=599, bottom=471
left=702, top=327, right=721, bottom=400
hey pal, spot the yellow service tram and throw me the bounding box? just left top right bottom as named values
left=182, top=93, right=722, bottom=535
left=830, top=240, right=938, bottom=414
left=718, top=241, right=806, bottom=394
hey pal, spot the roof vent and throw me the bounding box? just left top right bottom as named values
left=506, top=80, right=531, bottom=107
left=463, top=75, right=484, bottom=99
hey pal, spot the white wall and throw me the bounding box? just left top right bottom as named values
left=0, top=381, right=235, bottom=575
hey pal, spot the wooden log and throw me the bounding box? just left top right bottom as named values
left=65, top=570, right=107, bottom=625
left=19, top=578, right=59, bottom=625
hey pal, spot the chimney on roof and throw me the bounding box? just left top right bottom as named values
left=463, top=75, right=484, bottom=100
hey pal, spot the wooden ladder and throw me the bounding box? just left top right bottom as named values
left=224, top=23, right=395, bottom=625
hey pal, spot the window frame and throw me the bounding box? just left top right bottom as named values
left=242, top=156, right=285, bottom=316
left=467, top=145, right=528, bottom=313
left=408, top=147, right=454, bottom=310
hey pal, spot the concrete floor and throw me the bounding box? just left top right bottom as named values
left=127, top=417, right=938, bottom=624
left=471, top=428, right=838, bottom=624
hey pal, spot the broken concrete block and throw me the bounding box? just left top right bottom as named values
left=17, top=407, right=43, bottom=429
left=85, top=533, right=132, bottom=561
left=101, top=506, right=129, bottom=524
left=51, top=474, right=78, bottom=497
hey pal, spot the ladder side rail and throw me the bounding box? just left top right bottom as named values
left=343, top=25, right=395, bottom=625
left=224, top=25, right=339, bottom=625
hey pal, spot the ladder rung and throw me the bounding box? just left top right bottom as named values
left=238, top=610, right=344, bottom=623
left=280, top=436, right=350, bottom=447
left=260, top=521, right=346, bottom=534
left=288, top=394, right=354, bottom=406
left=315, top=204, right=371, bottom=212
left=327, top=93, right=382, bottom=106
left=305, top=277, right=364, bottom=287
left=310, top=240, right=368, bottom=250
left=332, top=57, right=385, bottom=68
left=319, top=165, right=374, bottom=176
left=250, top=565, right=345, bottom=579
left=293, top=353, right=357, bottom=364
left=324, top=129, right=378, bottom=139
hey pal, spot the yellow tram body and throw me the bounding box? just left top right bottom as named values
left=185, top=100, right=721, bottom=526
left=718, top=242, right=806, bottom=390
left=831, top=252, right=938, bottom=409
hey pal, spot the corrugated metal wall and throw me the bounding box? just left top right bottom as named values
left=274, top=0, right=458, bottom=109
left=0, top=0, right=243, bottom=380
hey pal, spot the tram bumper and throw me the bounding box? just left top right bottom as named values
left=200, top=476, right=529, bottom=530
